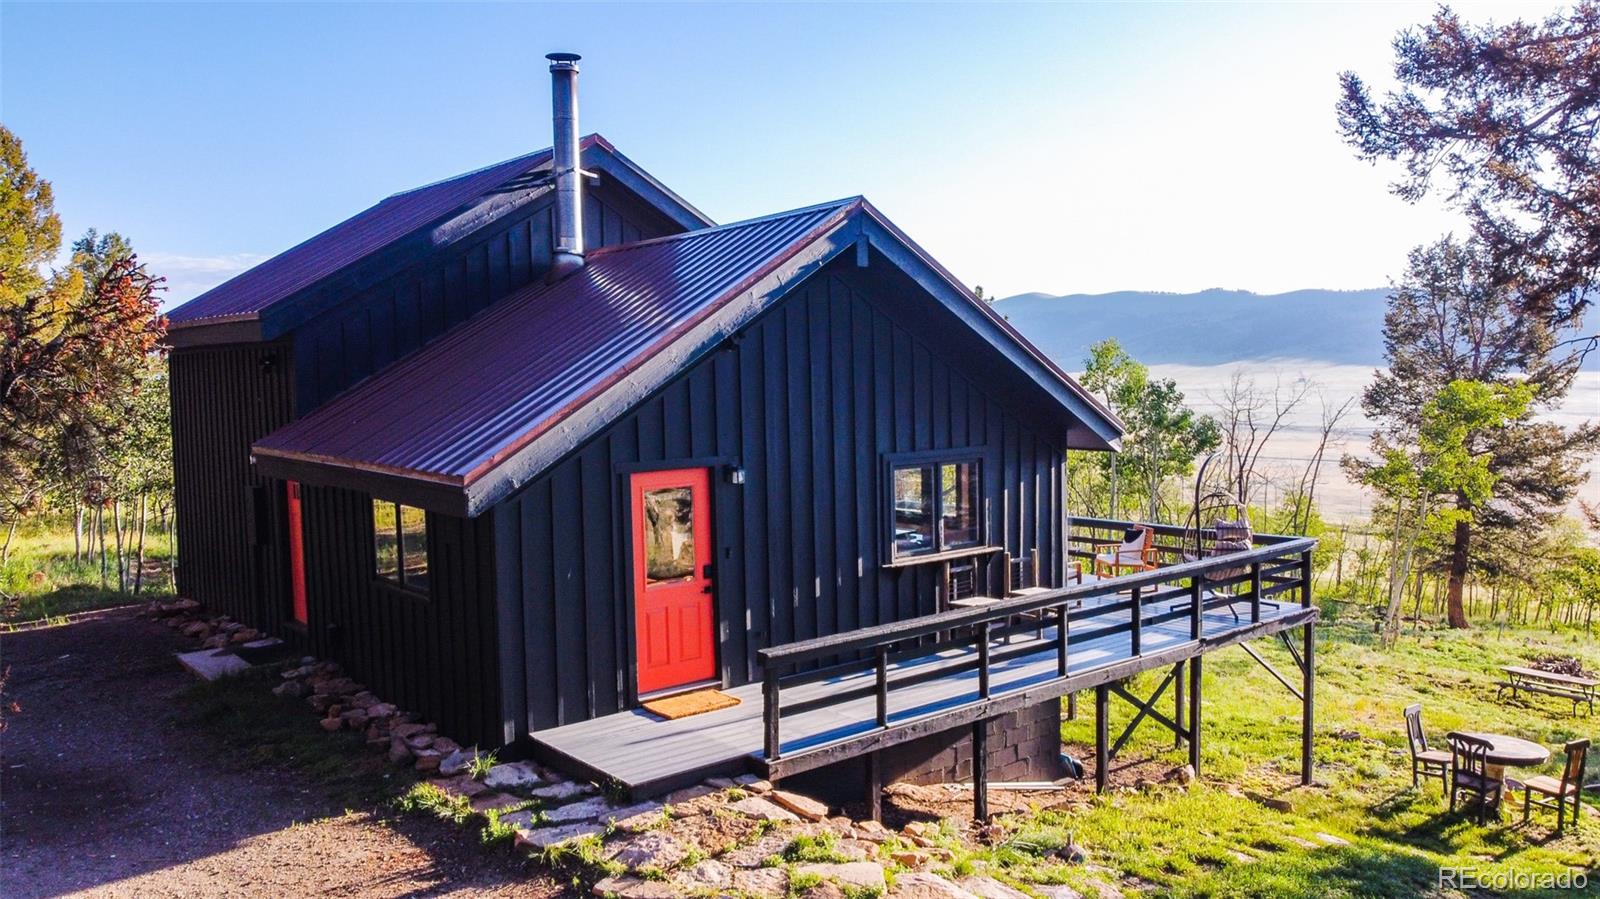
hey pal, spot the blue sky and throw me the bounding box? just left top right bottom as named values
left=1, top=1, right=1561, bottom=307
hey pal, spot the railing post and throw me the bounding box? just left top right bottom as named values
left=875, top=646, right=889, bottom=728
left=763, top=665, right=781, bottom=761
left=1189, top=574, right=1203, bottom=640
left=977, top=621, right=992, bottom=698
left=1057, top=604, right=1069, bottom=677
left=1299, top=550, right=1314, bottom=609
left=1250, top=561, right=1262, bottom=623
left=1130, top=585, right=1142, bottom=655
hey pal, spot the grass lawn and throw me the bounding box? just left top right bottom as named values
left=950, top=621, right=1599, bottom=898
left=0, top=515, right=175, bottom=624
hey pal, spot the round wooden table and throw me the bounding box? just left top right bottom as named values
left=1462, top=733, right=1550, bottom=814
left=1464, top=733, right=1551, bottom=767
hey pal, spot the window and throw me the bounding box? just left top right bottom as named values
left=373, top=498, right=428, bottom=592
left=888, top=456, right=984, bottom=558
left=642, top=486, right=696, bottom=585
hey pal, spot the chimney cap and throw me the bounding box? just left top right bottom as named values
left=546, top=51, right=581, bottom=71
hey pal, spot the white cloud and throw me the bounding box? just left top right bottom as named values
left=143, top=252, right=269, bottom=310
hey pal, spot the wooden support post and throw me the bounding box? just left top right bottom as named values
left=1189, top=576, right=1203, bottom=640
left=867, top=750, right=882, bottom=823
left=875, top=647, right=889, bottom=728
left=1301, top=622, right=1315, bottom=786
left=1299, top=549, right=1315, bottom=786
left=763, top=667, right=781, bottom=761
left=1250, top=561, right=1262, bottom=623
left=1130, top=585, right=1142, bottom=655
left=973, top=719, right=989, bottom=821
left=978, top=622, right=992, bottom=698
left=1188, top=654, right=1203, bottom=778
left=1095, top=684, right=1109, bottom=793
left=1066, top=691, right=1077, bottom=721
left=1173, top=660, right=1186, bottom=750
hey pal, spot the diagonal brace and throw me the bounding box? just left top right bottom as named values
left=1107, top=668, right=1190, bottom=759
left=1239, top=642, right=1303, bottom=701
left=1277, top=631, right=1306, bottom=676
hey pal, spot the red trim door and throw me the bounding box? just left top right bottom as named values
left=286, top=481, right=308, bottom=625
left=631, top=467, right=716, bottom=695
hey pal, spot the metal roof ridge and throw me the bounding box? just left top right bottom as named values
left=586, top=196, right=863, bottom=258
left=382, top=144, right=561, bottom=199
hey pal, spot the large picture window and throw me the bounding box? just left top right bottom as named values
left=888, top=455, right=984, bottom=559
left=373, top=499, right=429, bottom=593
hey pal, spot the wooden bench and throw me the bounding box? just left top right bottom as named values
left=1497, top=667, right=1598, bottom=717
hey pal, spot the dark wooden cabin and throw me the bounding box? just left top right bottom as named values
left=169, top=56, right=1319, bottom=805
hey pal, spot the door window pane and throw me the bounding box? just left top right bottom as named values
left=941, top=462, right=980, bottom=547
left=893, top=466, right=934, bottom=556
left=643, top=486, right=695, bottom=584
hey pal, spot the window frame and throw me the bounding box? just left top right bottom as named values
left=883, top=449, right=989, bottom=562
left=371, top=497, right=430, bottom=596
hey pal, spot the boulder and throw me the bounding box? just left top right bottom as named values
left=588, top=876, right=679, bottom=899
left=482, top=761, right=544, bottom=790
left=469, top=791, right=524, bottom=814
left=438, top=749, right=476, bottom=778
left=528, top=780, right=594, bottom=801
left=768, top=790, right=829, bottom=821
left=544, top=797, right=612, bottom=824
left=388, top=738, right=414, bottom=765
left=430, top=736, right=460, bottom=755
left=515, top=821, right=603, bottom=851
left=728, top=796, right=799, bottom=823
left=429, top=775, right=487, bottom=799
left=958, top=877, right=1032, bottom=899
left=319, top=717, right=342, bottom=732
left=414, top=752, right=442, bottom=773
left=607, top=831, right=691, bottom=871
left=730, top=868, right=789, bottom=897
left=366, top=702, right=398, bottom=719
left=890, top=872, right=980, bottom=898
left=673, top=859, right=733, bottom=890
left=718, top=830, right=791, bottom=868
left=272, top=680, right=309, bottom=699
left=349, top=691, right=380, bottom=709
left=793, top=862, right=886, bottom=891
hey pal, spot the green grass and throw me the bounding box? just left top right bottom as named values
left=1, top=514, right=175, bottom=623
left=957, top=622, right=1600, bottom=898
left=177, top=666, right=401, bottom=808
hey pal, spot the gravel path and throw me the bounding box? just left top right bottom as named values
left=1, top=608, right=569, bottom=898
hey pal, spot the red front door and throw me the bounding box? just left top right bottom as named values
left=286, top=481, right=308, bottom=625
left=631, top=467, right=716, bottom=695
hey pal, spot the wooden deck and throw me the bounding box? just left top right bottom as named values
left=530, top=591, right=1313, bottom=797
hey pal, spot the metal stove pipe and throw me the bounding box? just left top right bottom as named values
left=547, top=51, right=583, bottom=280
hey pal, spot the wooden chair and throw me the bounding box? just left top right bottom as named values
left=1516, top=739, right=1588, bottom=830
left=1403, top=704, right=1450, bottom=796
left=1446, top=732, right=1503, bottom=823
left=947, top=561, right=993, bottom=610
left=1093, top=526, right=1158, bottom=577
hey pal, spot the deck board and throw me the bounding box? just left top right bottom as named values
left=530, top=595, right=1305, bottom=794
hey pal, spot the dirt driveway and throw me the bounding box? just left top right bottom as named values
left=1, top=608, right=569, bottom=898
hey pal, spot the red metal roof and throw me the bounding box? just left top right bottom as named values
left=167, top=146, right=564, bottom=326
left=253, top=199, right=858, bottom=486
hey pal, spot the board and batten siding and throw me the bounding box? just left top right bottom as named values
left=493, top=260, right=1067, bottom=740
left=295, top=485, right=503, bottom=745
left=291, top=188, right=679, bottom=413
left=169, top=342, right=296, bottom=630
left=165, top=177, right=688, bottom=738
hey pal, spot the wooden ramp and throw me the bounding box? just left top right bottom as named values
left=530, top=596, right=1311, bottom=798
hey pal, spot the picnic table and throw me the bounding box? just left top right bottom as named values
left=1497, top=666, right=1598, bottom=716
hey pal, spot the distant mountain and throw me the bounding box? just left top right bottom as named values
left=993, top=288, right=1391, bottom=367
